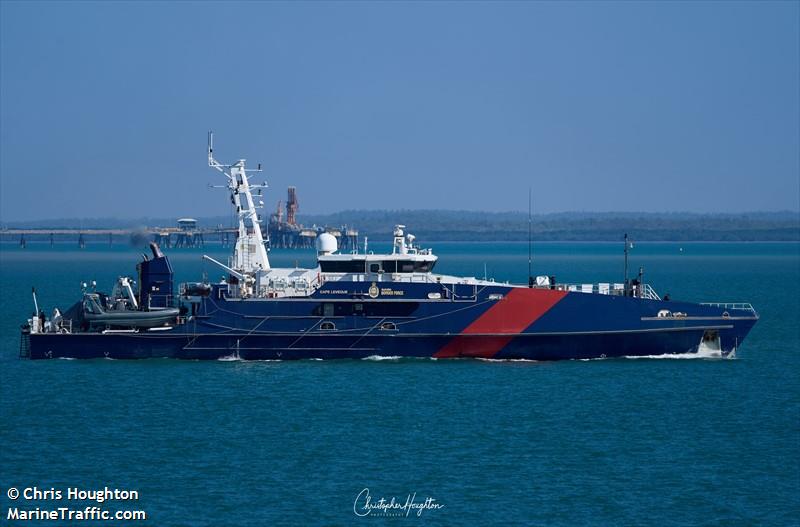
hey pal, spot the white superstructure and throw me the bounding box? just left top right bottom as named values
left=201, top=135, right=490, bottom=299
left=204, top=133, right=319, bottom=298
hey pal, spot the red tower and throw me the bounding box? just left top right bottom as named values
left=286, top=187, right=298, bottom=226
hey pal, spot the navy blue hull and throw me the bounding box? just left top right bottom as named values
left=22, top=282, right=758, bottom=361
left=24, top=320, right=756, bottom=361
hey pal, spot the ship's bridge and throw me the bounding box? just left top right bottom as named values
left=318, top=253, right=437, bottom=274
left=316, top=225, right=437, bottom=276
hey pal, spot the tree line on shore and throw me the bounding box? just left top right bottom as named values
left=302, top=210, right=799, bottom=241
left=3, top=210, right=798, bottom=241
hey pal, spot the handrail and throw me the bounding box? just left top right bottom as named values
left=550, top=282, right=659, bottom=300
left=146, top=294, right=176, bottom=308
left=700, top=302, right=758, bottom=315
left=639, top=284, right=661, bottom=300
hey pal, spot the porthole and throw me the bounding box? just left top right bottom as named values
left=320, top=321, right=336, bottom=331
left=379, top=322, right=397, bottom=331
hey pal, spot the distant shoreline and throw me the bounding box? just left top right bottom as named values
left=2, top=210, right=798, bottom=242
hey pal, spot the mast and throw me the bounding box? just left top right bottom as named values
left=207, top=132, right=270, bottom=272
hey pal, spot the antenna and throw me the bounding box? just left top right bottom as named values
left=623, top=233, right=630, bottom=295
left=528, top=188, right=533, bottom=288
left=32, top=287, right=39, bottom=315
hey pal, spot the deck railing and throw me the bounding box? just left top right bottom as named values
left=700, top=302, right=758, bottom=316
left=547, top=282, right=659, bottom=300
left=639, top=284, right=661, bottom=300
left=145, top=294, right=176, bottom=309
left=19, top=332, right=30, bottom=358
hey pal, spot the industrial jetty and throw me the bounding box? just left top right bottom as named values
left=20, top=136, right=759, bottom=360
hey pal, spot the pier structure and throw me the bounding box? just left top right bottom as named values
left=2, top=223, right=357, bottom=250
left=3, top=188, right=358, bottom=250
left=1, top=224, right=234, bottom=248
left=6, top=229, right=132, bottom=247
left=172, top=218, right=204, bottom=248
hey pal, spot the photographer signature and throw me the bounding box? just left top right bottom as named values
left=353, top=488, right=444, bottom=518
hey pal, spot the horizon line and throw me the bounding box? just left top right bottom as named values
left=1, top=208, right=798, bottom=225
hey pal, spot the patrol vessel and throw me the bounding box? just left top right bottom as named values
left=19, top=135, right=759, bottom=360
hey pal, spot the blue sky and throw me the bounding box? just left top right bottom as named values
left=1, top=1, right=798, bottom=221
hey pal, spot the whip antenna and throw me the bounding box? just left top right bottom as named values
left=528, top=188, right=533, bottom=288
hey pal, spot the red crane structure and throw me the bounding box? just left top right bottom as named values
left=286, top=186, right=298, bottom=226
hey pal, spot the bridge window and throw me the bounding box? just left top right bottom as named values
left=415, top=261, right=434, bottom=272
left=369, top=263, right=381, bottom=273
left=319, top=260, right=365, bottom=273
left=398, top=261, right=415, bottom=272
left=378, top=260, right=435, bottom=273
left=320, top=321, right=336, bottom=331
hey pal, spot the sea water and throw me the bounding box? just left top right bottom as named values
left=1, top=241, right=798, bottom=525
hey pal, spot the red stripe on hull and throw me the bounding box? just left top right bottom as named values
left=434, top=288, right=567, bottom=358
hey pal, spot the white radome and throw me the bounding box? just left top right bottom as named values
left=316, top=232, right=338, bottom=255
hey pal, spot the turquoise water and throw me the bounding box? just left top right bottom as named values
left=1, top=242, right=798, bottom=525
